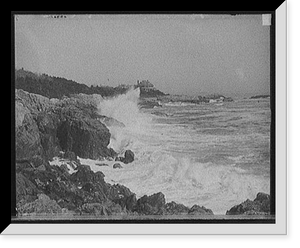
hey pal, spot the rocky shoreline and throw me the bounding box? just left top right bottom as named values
left=15, top=89, right=270, bottom=218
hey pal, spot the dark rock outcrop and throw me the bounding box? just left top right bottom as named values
left=15, top=160, right=138, bottom=216
left=188, top=204, right=214, bottom=215
left=135, top=192, right=166, bottom=215
left=15, top=101, right=45, bottom=165
left=113, top=163, right=123, bottom=169
left=123, top=150, right=135, bottom=164
left=226, top=192, right=270, bottom=215
left=16, top=159, right=215, bottom=217
left=115, top=150, right=135, bottom=164
left=15, top=89, right=116, bottom=166
left=164, top=201, right=190, bottom=215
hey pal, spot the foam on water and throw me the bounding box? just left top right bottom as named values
left=88, top=91, right=270, bottom=214
left=95, top=87, right=153, bottom=154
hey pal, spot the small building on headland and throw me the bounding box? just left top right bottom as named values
left=136, top=80, right=154, bottom=89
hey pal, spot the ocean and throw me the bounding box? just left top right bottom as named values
left=79, top=89, right=271, bottom=215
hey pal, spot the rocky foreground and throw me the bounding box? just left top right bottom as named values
left=15, top=89, right=270, bottom=217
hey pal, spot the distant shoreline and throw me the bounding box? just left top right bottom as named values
left=250, top=95, right=270, bottom=99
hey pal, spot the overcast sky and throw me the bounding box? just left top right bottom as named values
left=15, top=14, right=270, bottom=97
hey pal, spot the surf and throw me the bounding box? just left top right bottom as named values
left=87, top=92, right=270, bottom=214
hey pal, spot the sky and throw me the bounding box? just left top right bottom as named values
left=15, top=14, right=271, bottom=97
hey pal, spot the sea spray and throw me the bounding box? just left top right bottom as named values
left=95, top=87, right=153, bottom=153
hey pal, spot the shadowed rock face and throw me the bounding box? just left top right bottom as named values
left=15, top=89, right=115, bottom=166
left=226, top=192, right=270, bottom=215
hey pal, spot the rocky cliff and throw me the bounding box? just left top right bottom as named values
left=15, top=89, right=214, bottom=217
left=15, top=89, right=115, bottom=167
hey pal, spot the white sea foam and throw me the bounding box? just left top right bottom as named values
left=95, top=87, right=153, bottom=154
left=87, top=91, right=270, bottom=214
left=49, top=157, right=78, bottom=174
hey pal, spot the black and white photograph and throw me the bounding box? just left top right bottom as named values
left=7, top=7, right=288, bottom=235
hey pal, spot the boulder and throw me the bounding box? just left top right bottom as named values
left=113, top=163, right=123, bottom=169
left=117, top=150, right=135, bottom=164
left=136, top=192, right=166, bottom=215
left=123, top=150, right=134, bottom=164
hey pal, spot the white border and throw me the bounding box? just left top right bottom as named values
left=4, top=3, right=287, bottom=234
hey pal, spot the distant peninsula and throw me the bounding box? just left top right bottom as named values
left=15, top=69, right=234, bottom=109
left=15, top=69, right=166, bottom=99
left=250, top=95, right=270, bottom=99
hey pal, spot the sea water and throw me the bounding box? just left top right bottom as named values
left=79, top=89, right=271, bottom=215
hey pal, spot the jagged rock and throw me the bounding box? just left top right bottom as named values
left=188, top=204, right=214, bottom=215
left=15, top=89, right=117, bottom=165
left=108, top=184, right=137, bottom=211
left=15, top=89, right=55, bottom=116
left=226, top=192, right=270, bottom=215
left=15, top=91, right=59, bottom=165
left=136, top=192, right=166, bottom=215
left=164, top=201, right=190, bottom=215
